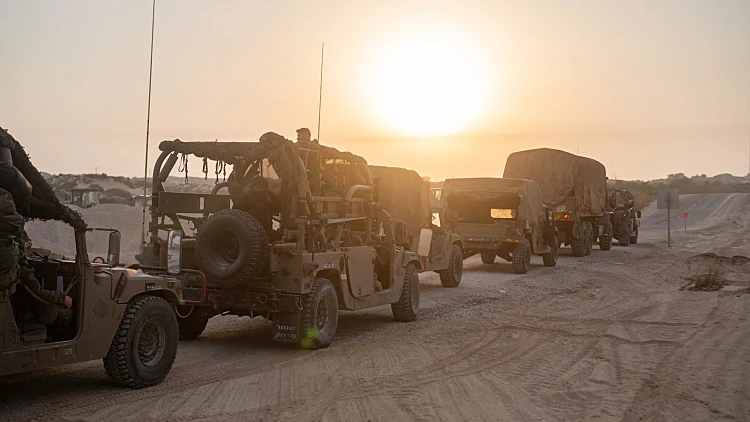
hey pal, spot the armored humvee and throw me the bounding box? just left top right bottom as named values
left=504, top=148, right=613, bottom=257
left=138, top=132, right=422, bottom=349
left=607, top=188, right=641, bottom=246
left=0, top=129, right=182, bottom=388
left=441, top=178, right=558, bottom=274
left=369, top=166, right=463, bottom=287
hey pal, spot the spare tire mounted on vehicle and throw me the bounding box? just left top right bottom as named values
left=195, top=209, right=270, bottom=289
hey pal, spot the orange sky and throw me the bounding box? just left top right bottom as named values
left=1, top=0, right=749, bottom=180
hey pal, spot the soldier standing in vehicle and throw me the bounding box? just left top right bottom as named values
left=296, top=127, right=319, bottom=144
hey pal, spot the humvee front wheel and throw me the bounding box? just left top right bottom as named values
left=439, top=244, right=463, bottom=288
left=619, top=224, right=631, bottom=246
left=542, top=235, right=558, bottom=267
left=176, top=306, right=213, bottom=340
left=599, top=220, right=612, bottom=251
left=104, top=295, right=178, bottom=388
left=299, top=278, right=339, bottom=349
left=392, top=263, right=419, bottom=322
left=512, top=239, right=531, bottom=274
left=480, top=251, right=496, bottom=264
left=630, top=228, right=639, bottom=244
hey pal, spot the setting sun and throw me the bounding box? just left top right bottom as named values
left=367, top=30, right=488, bottom=138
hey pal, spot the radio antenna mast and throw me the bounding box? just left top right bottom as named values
left=140, top=0, right=156, bottom=250
left=316, top=42, right=324, bottom=142
left=608, top=154, right=617, bottom=181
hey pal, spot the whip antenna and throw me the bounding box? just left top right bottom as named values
left=316, top=42, right=324, bottom=142
left=140, top=0, right=156, bottom=250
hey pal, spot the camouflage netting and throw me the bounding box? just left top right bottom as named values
left=369, top=165, right=431, bottom=241
left=503, top=148, right=607, bottom=217
left=0, top=128, right=86, bottom=230
left=159, top=132, right=369, bottom=187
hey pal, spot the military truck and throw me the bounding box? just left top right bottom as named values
left=503, top=148, right=612, bottom=257
left=369, top=166, right=463, bottom=287
left=607, top=188, right=641, bottom=246
left=139, top=133, right=422, bottom=349
left=0, top=129, right=182, bottom=388
left=440, top=178, right=558, bottom=274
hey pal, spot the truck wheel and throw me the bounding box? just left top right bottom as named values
left=104, top=295, right=178, bottom=388
left=542, top=235, right=558, bottom=267
left=583, top=222, right=593, bottom=256
left=512, top=239, right=531, bottom=274
left=480, top=251, right=496, bottom=264
left=439, top=244, right=463, bottom=288
left=571, top=231, right=585, bottom=257
left=392, top=263, right=419, bottom=322
left=599, top=220, right=612, bottom=251
left=630, top=228, right=639, bottom=244
left=176, top=306, right=212, bottom=340
left=195, top=209, right=270, bottom=289
left=619, top=224, right=631, bottom=246
left=299, top=278, right=339, bottom=349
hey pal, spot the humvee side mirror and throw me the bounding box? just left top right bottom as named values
left=107, top=231, right=121, bottom=266
left=393, top=221, right=408, bottom=247
left=635, top=211, right=642, bottom=218
left=166, top=230, right=182, bottom=275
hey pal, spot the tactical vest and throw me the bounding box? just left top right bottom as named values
left=0, top=189, right=24, bottom=292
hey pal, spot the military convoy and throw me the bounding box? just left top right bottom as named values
left=0, top=124, right=643, bottom=388
left=608, top=188, right=641, bottom=246
left=441, top=178, right=558, bottom=273
left=0, top=129, right=183, bottom=388
left=504, top=148, right=613, bottom=257
left=138, top=133, right=422, bottom=349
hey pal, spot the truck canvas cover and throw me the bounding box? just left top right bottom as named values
left=369, top=165, right=431, bottom=243
left=502, top=148, right=607, bottom=217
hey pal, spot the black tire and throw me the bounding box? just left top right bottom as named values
left=103, top=296, right=178, bottom=388
left=480, top=251, right=496, bottom=264
left=512, top=239, right=531, bottom=274
left=583, top=221, right=593, bottom=256
left=542, top=235, right=558, bottom=267
left=620, top=224, right=631, bottom=246
left=599, top=220, right=612, bottom=251
left=195, top=209, right=270, bottom=289
left=298, top=278, right=339, bottom=349
left=571, top=229, right=586, bottom=257
left=176, top=306, right=213, bottom=340
left=392, top=263, right=419, bottom=322
left=631, top=228, right=639, bottom=244
left=439, top=244, right=463, bottom=288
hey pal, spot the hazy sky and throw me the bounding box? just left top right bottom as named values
left=2, top=0, right=749, bottom=181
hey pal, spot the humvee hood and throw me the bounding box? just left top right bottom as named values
left=1, top=128, right=86, bottom=230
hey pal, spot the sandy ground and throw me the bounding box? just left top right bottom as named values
left=1, top=193, right=748, bottom=421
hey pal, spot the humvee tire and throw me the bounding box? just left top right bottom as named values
left=583, top=222, right=593, bottom=256
left=630, top=228, right=639, bottom=244
left=619, top=224, right=631, bottom=246
left=298, top=278, right=339, bottom=349
left=103, top=295, right=178, bottom=388
left=512, top=239, right=531, bottom=274
left=176, top=306, right=212, bottom=340
left=542, top=235, right=558, bottom=267
left=195, top=209, right=270, bottom=289
left=392, top=263, right=419, bottom=322
left=480, top=251, right=496, bottom=264
left=571, top=234, right=585, bottom=257
left=439, top=244, right=463, bottom=288
left=599, top=220, right=612, bottom=250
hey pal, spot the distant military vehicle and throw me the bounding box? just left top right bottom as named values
left=370, top=166, right=463, bottom=287
left=440, top=178, right=558, bottom=274
left=139, top=133, right=422, bottom=349
left=0, top=129, right=182, bottom=388
left=608, top=188, right=641, bottom=246
left=504, top=148, right=612, bottom=257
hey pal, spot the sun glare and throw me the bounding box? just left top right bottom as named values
left=367, top=31, right=487, bottom=138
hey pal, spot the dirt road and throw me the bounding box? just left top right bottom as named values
left=2, top=193, right=748, bottom=421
